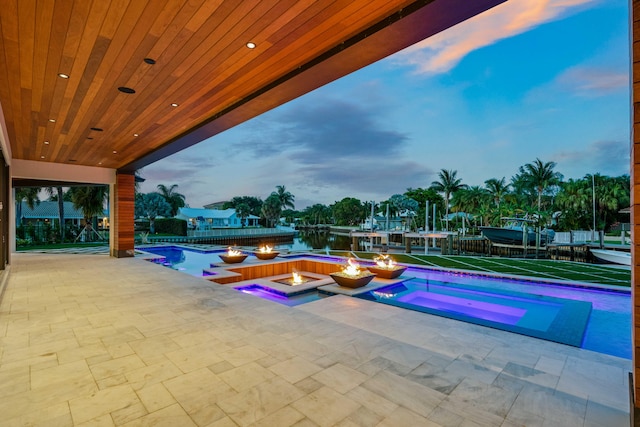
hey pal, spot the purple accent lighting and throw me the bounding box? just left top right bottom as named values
left=397, top=291, right=526, bottom=325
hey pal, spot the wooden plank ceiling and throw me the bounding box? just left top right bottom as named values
left=0, top=0, right=504, bottom=173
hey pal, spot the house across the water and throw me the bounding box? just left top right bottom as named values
left=175, top=207, right=260, bottom=229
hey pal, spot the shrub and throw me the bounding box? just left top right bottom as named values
left=155, top=218, right=187, bottom=236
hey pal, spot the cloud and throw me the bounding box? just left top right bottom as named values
left=239, top=96, right=410, bottom=163
left=224, top=95, right=432, bottom=199
left=293, top=158, right=432, bottom=196
left=555, top=66, right=628, bottom=96
left=397, top=0, right=598, bottom=74
left=554, top=139, right=630, bottom=177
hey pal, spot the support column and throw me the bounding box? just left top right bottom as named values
left=111, top=172, right=135, bottom=258
left=632, top=0, right=640, bottom=410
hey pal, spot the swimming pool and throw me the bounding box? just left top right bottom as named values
left=140, top=246, right=631, bottom=359
left=141, top=246, right=230, bottom=276
left=358, top=279, right=592, bottom=347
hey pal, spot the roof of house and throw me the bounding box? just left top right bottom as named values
left=176, top=207, right=260, bottom=220
left=20, top=201, right=84, bottom=219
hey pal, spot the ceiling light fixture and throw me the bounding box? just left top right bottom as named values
left=144, top=58, right=156, bottom=64
left=112, top=150, right=117, bottom=154
left=40, top=155, right=45, bottom=159
left=44, top=141, right=49, bottom=145
left=48, top=119, right=56, bottom=123
left=170, top=103, right=179, bottom=107
left=133, top=133, right=139, bottom=137
left=118, top=87, right=136, bottom=94
left=87, top=137, right=93, bottom=140
left=98, top=162, right=103, bottom=165
left=58, top=73, right=69, bottom=79
left=246, top=42, right=256, bottom=49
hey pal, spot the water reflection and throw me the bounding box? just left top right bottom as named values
left=290, top=231, right=351, bottom=251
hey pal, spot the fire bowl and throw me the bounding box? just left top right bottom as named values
left=254, top=251, right=280, bottom=260
left=366, top=265, right=407, bottom=279
left=330, top=272, right=376, bottom=288
left=219, top=254, right=248, bottom=264
left=273, top=275, right=317, bottom=286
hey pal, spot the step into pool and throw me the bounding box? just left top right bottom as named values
left=357, top=279, right=592, bottom=347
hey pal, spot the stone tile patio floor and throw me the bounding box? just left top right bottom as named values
left=0, top=253, right=630, bottom=426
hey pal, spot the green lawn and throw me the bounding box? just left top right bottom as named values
left=17, top=242, right=108, bottom=251
left=320, top=250, right=630, bottom=288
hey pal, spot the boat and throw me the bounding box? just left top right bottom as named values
left=479, top=217, right=555, bottom=246
left=590, top=249, right=631, bottom=266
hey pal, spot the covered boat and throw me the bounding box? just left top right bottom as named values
left=480, top=217, right=555, bottom=246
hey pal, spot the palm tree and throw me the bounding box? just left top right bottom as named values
left=484, top=177, right=510, bottom=215
left=555, top=178, right=591, bottom=230
left=594, top=174, right=628, bottom=230
left=235, top=203, right=251, bottom=227
left=69, top=186, right=108, bottom=241
left=430, top=169, right=467, bottom=230
left=15, top=187, right=41, bottom=227
left=261, top=194, right=281, bottom=228
left=272, top=185, right=295, bottom=210
left=454, top=186, right=488, bottom=214
left=518, top=158, right=563, bottom=211
left=46, top=186, right=66, bottom=242
left=135, top=193, right=172, bottom=233
left=156, top=184, right=186, bottom=217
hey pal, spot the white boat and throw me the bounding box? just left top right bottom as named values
left=590, top=249, right=631, bottom=266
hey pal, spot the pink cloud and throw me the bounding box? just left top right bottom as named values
left=555, top=66, right=628, bottom=95
left=398, top=0, right=598, bottom=74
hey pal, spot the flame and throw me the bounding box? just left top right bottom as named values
left=259, top=245, right=273, bottom=253
left=343, top=258, right=361, bottom=277
left=227, top=247, right=242, bottom=256
left=374, top=254, right=396, bottom=269
left=292, top=269, right=303, bottom=285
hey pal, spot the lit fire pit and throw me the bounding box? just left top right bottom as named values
left=219, top=247, right=248, bottom=264
left=273, top=269, right=316, bottom=286
left=367, top=254, right=407, bottom=279
left=254, top=245, right=279, bottom=260
left=330, top=258, right=376, bottom=288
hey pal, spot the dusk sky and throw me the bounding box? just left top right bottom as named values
left=139, top=0, right=630, bottom=210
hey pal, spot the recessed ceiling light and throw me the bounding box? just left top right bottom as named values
left=44, top=141, right=49, bottom=145
left=133, top=133, right=139, bottom=137
left=170, top=103, right=179, bottom=107
left=246, top=42, right=256, bottom=49
left=58, top=73, right=69, bottom=79
left=87, top=137, right=93, bottom=140
left=144, top=58, right=156, bottom=65
left=90, top=127, right=103, bottom=132
left=40, top=155, right=45, bottom=159
left=98, top=162, right=103, bottom=165
left=48, top=119, right=56, bottom=123
left=112, top=150, right=117, bottom=154
left=118, top=86, right=136, bottom=94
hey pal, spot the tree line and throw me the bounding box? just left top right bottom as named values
left=278, top=159, right=629, bottom=233
left=15, top=158, right=630, bottom=243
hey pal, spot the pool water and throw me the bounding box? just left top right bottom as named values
left=141, top=246, right=631, bottom=359
left=399, top=267, right=631, bottom=359
left=358, top=279, right=592, bottom=348
left=234, top=285, right=331, bottom=307
left=142, top=246, right=229, bottom=276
